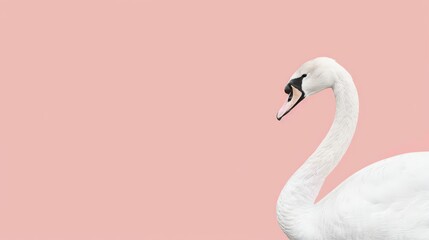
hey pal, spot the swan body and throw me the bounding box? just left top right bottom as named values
left=276, top=57, right=429, bottom=240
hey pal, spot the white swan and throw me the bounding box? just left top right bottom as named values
left=276, top=57, right=429, bottom=240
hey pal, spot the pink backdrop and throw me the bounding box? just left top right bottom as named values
left=0, top=1, right=428, bottom=239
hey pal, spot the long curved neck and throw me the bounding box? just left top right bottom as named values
left=277, top=68, right=359, bottom=237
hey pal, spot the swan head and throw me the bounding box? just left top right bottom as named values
left=277, top=57, right=341, bottom=120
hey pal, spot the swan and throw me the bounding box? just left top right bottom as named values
left=275, top=57, right=429, bottom=240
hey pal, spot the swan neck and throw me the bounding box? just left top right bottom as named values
left=277, top=68, right=359, bottom=237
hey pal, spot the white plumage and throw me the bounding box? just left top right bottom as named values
left=276, top=57, right=429, bottom=240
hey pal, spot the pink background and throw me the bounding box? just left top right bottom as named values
left=0, top=1, right=428, bottom=239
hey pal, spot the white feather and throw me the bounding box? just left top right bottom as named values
left=276, top=57, right=429, bottom=240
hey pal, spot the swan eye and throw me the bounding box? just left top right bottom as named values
left=302, top=74, right=307, bottom=78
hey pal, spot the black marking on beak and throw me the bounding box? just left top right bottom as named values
left=285, top=74, right=306, bottom=93
left=284, top=84, right=292, bottom=94
left=277, top=74, right=307, bottom=121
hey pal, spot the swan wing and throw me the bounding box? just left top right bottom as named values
left=316, top=152, right=429, bottom=239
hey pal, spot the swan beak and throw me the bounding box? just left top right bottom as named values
left=277, top=85, right=305, bottom=121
